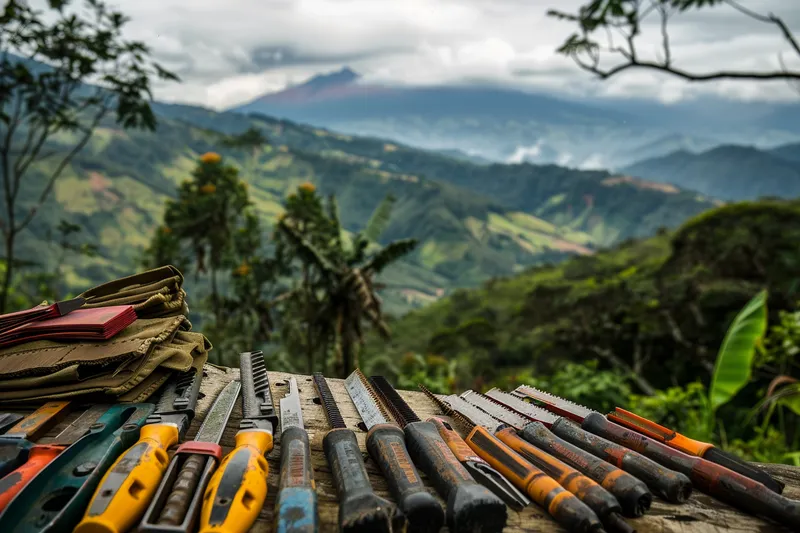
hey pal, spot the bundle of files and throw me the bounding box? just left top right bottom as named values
left=0, top=265, right=209, bottom=403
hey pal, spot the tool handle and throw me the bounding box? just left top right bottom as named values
left=551, top=417, right=692, bottom=504
left=323, top=428, right=403, bottom=533
left=404, top=421, right=507, bottom=533
left=522, top=421, right=652, bottom=518
left=276, top=426, right=318, bottom=533
left=428, top=417, right=487, bottom=464
left=159, top=454, right=206, bottom=524
left=703, top=446, right=785, bottom=494
left=463, top=426, right=602, bottom=533
left=77, top=423, right=179, bottom=533
left=366, top=423, right=444, bottom=533
left=495, top=427, right=622, bottom=520
left=0, top=444, right=63, bottom=512
left=0, top=438, right=33, bottom=478
left=199, top=429, right=272, bottom=533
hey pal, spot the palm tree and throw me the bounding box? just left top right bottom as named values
left=277, top=193, right=417, bottom=376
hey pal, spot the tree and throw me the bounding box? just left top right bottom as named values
left=0, top=0, right=178, bottom=312
left=223, top=127, right=270, bottom=176
left=275, top=184, right=417, bottom=376
left=143, top=152, right=252, bottom=321
left=549, top=0, right=800, bottom=84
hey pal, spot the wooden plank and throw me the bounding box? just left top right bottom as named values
left=34, top=364, right=800, bottom=532
left=187, top=365, right=799, bottom=533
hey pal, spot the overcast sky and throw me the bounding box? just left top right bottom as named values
left=75, top=0, right=800, bottom=109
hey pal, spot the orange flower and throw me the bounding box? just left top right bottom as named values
left=298, top=182, right=316, bottom=193
left=234, top=262, right=251, bottom=276
left=161, top=226, right=172, bottom=234
left=200, top=152, right=222, bottom=164
left=200, top=183, right=217, bottom=194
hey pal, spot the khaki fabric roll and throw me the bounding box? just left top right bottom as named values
left=79, top=265, right=188, bottom=318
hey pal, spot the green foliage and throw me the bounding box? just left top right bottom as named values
left=628, top=383, right=712, bottom=442
left=709, top=289, right=767, bottom=412
left=0, top=0, right=177, bottom=312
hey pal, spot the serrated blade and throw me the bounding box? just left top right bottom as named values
left=312, top=373, right=346, bottom=429
left=484, top=388, right=560, bottom=426
left=279, top=377, right=304, bottom=430
left=344, top=369, right=390, bottom=429
left=369, top=375, right=420, bottom=427
left=460, top=391, right=528, bottom=430
left=514, top=385, right=594, bottom=422
left=156, top=367, right=202, bottom=416
left=194, top=380, right=241, bottom=443
left=443, top=395, right=503, bottom=432
left=418, top=385, right=477, bottom=431
left=240, top=351, right=278, bottom=432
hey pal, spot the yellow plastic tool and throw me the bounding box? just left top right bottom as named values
left=74, top=369, right=202, bottom=533
left=198, top=351, right=277, bottom=533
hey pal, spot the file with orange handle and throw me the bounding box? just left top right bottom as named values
left=198, top=351, right=278, bottom=533
left=607, top=407, right=785, bottom=494
left=75, top=368, right=202, bottom=533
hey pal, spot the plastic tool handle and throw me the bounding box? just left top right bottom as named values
left=582, top=413, right=800, bottom=529
left=323, top=428, right=404, bottom=533
left=275, top=426, right=318, bottom=533
left=428, top=418, right=487, bottom=464
left=366, top=423, right=444, bottom=533
left=495, top=427, right=631, bottom=533
left=521, top=421, right=652, bottom=518
left=0, top=444, right=63, bottom=512
left=198, top=430, right=272, bottom=533
left=75, top=423, right=178, bottom=533
left=0, top=438, right=33, bottom=478
left=549, top=417, right=692, bottom=504
left=403, top=420, right=507, bottom=533
left=703, top=446, right=785, bottom=494
left=463, top=426, right=603, bottom=533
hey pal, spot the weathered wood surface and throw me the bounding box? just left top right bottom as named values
left=41, top=365, right=800, bottom=532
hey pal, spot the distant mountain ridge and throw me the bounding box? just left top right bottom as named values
left=623, top=143, right=800, bottom=200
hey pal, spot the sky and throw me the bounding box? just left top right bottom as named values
left=57, top=0, right=800, bottom=109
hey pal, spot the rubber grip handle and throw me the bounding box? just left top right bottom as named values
left=0, top=444, right=63, bottom=512
left=521, top=421, right=652, bottom=518
left=159, top=454, right=206, bottom=524
left=463, top=426, right=602, bottom=533
left=428, top=418, right=485, bottom=464
left=404, top=421, right=507, bottom=533
left=275, top=426, right=318, bottom=533
left=0, top=438, right=32, bottom=478
left=76, top=423, right=178, bottom=533
left=366, top=423, right=444, bottom=533
left=323, top=428, right=404, bottom=533
left=703, top=447, right=785, bottom=494
left=199, top=429, right=272, bottom=533
left=495, top=427, right=621, bottom=521
left=582, top=414, right=800, bottom=529
left=550, top=417, right=692, bottom=504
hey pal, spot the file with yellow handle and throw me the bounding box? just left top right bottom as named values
left=74, top=368, right=203, bottom=533
left=199, top=350, right=278, bottom=533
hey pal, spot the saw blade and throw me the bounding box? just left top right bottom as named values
left=369, top=376, right=420, bottom=427
left=239, top=350, right=278, bottom=432
left=460, top=391, right=529, bottom=430
left=344, top=369, right=390, bottom=429
left=312, top=373, right=346, bottom=429
left=194, top=380, right=241, bottom=443
left=279, top=377, right=304, bottom=431
left=484, top=388, right=560, bottom=426
left=444, top=395, right=503, bottom=432
left=514, top=385, right=594, bottom=422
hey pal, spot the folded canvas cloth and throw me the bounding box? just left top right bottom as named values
left=79, top=265, right=188, bottom=319
left=0, top=315, right=210, bottom=402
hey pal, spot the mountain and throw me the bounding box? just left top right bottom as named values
left=17, top=102, right=715, bottom=316
left=609, top=133, right=722, bottom=169
left=770, top=142, right=800, bottom=163
left=622, top=145, right=800, bottom=201
left=230, top=68, right=800, bottom=169
left=363, top=199, right=800, bottom=392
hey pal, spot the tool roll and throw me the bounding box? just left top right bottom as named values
left=0, top=266, right=209, bottom=402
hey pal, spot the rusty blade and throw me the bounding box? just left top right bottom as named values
left=513, top=385, right=594, bottom=423
left=312, top=373, right=346, bottom=429
left=442, top=395, right=503, bottom=432
left=460, top=391, right=528, bottom=430
left=484, top=389, right=560, bottom=427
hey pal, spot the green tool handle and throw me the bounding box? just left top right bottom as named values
left=323, top=428, right=404, bottom=533
left=0, top=438, right=33, bottom=478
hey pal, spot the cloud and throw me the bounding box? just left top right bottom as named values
left=31, top=0, right=800, bottom=108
